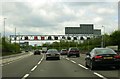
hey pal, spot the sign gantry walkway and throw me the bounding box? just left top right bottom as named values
left=10, top=34, right=101, bottom=41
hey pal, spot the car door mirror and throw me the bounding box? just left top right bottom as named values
left=86, top=52, right=91, bottom=56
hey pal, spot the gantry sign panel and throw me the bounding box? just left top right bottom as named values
left=10, top=35, right=93, bottom=41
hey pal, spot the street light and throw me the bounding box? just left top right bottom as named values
left=101, top=26, right=105, bottom=48
left=3, top=18, right=7, bottom=38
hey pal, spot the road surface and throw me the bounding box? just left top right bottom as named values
left=2, top=52, right=120, bottom=79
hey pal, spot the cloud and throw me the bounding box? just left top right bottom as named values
left=1, top=2, right=118, bottom=36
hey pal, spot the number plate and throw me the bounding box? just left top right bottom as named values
left=51, top=54, right=55, bottom=56
left=104, top=57, right=113, bottom=59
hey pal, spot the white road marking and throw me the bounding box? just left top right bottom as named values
left=22, top=74, right=29, bottom=79
left=71, top=60, right=76, bottom=64
left=66, top=58, right=69, bottom=60
left=94, top=72, right=107, bottom=79
left=38, top=61, right=41, bottom=65
left=31, top=65, right=37, bottom=72
left=78, top=64, right=88, bottom=70
left=2, top=53, right=32, bottom=66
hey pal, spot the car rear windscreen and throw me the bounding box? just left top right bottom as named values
left=95, top=49, right=116, bottom=55
left=47, top=49, right=58, bottom=53
left=71, top=48, right=79, bottom=50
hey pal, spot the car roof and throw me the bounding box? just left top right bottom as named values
left=93, top=48, right=112, bottom=50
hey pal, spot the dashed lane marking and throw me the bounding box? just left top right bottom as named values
left=38, top=61, right=41, bottom=65
left=66, top=58, right=69, bottom=60
left=94, top=72, right=107, bottom=79
left=64, top=57, right=107, bottom=79
left=21, top=54, right=44, bottom=79
left=31, top=65, right=37, bottom=72
left=22, top=74, right=29, bottom=79
left=71, top=60, right=76, bottom=64
left=78, top=64, right=88, bottom=70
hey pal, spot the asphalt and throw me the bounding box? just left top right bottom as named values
left=2, top=52, right=120, bottom=79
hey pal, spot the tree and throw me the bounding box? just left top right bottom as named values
left=110, top=31, right=120, bottom=50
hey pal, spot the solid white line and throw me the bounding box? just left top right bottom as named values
left=22, top=74, right=29, bottom=79
left=2, top=54, right=32, bottom=66
left=78, top=64, right=88, bottom=70
left=94, top=72, right=107, bottom=79
left=71, top=60, right=76, bottom=64
left=31, top=65, right=37, bottom=71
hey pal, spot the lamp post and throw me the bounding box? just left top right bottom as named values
left=3, top=18, right=7, bottom=44
left=3, top=18, right=7, bottom=38
left=101, top=26, right=105, bottom=48
left=15, top=27, right=16, bottom=53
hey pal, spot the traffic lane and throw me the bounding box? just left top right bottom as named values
left=65, top=54, right=120, bottom=78
left=28, top=56, right=101, bottom=78
left=2, top=54, right=43, bottom=77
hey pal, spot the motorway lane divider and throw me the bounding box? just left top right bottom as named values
left=64, top=57, right=108, bottom=79
left=22, top=53, right=44, bottom=79
left=78, top=64, right=88, bottom=70
left=1, top=52, right=33, bottom=66
left=2, top=51, right=28, bottom=59
left=93, top=72, right=107, bottom=79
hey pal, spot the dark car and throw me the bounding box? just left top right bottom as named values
left=67, top=47, right=80, bottom=57
left=60, top=49, right=68, bottom=55
left=85, top=48, right=120, bottom=70
left=46, top=49, right=60, bottom=60
left=34, top=50, right=41, bottom=55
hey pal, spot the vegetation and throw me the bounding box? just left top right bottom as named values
left=42, top=30, right=120, bottom=52
left=2, top=37, right=21, bottom=56
left=1, top=30, right=120, bottom=55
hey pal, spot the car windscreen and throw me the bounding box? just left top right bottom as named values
left=47, top=49, right=58, bottom=53
left=70, top=48, right=79, bottom=51
left=62, top=49, right=67, bottom=51
left=95, top=49, right=116, bottom=55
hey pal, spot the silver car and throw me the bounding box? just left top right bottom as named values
left=46, top=49, right=60, bottom=60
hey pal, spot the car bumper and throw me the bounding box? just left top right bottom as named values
left=93, top=60, right=120, bottom=67
left=68, top=53, right=79, bottom=55
left=61, top=53, right=67, bottom=55
left=34, top=52, right=41, bottom=55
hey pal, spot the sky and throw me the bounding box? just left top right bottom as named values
left=0, top=0, right=119, bottom=45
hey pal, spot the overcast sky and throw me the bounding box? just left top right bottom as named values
left=0, top=0, right=118, bottom=37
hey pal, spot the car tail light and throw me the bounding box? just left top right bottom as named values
left=114, top=55, right=120, bottom=59
left=94, top=56, right=103, bottom=59
left=70, top=51, right=79, bottom=53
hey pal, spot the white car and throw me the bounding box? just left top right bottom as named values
left=46, top=49, right=60, bottom=60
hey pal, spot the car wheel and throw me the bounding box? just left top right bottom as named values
left=90, top=62, right=95, bottom=70
left=115, top=66, right=120, bottom=69
left=85, top=61, right=89, bottom=68
left=76, top=54, right=80, bottom=57
left=67, top=54, right=70, bottom=57
left=58, top=57, right=60, bottom=60
left=46, top=57, right=48, bottom=60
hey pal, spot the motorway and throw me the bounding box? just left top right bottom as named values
left=2, top=52, right=120, bottom=79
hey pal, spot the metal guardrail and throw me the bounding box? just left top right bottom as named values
left=1, top=51, right=33, bottom=65
left=2, top=51, right=29, bottom=59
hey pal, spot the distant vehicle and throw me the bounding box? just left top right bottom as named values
left=46, top=49, right=60, bottom=60
left=34, top=50, right=41, bottom=55
left=60, top=49, right=68, bottom=55
left=67, top=47, right=80, bottom=57
left=25, top=50, right=29, bottom=52
left=85, top=48, right=120, bottom=70
left=42, top=47, right=47, bottom=53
